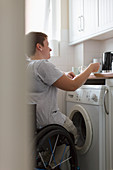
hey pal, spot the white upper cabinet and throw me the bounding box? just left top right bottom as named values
left=98, top=0, right=113, bottom=31
left=69, top=0, right=97, bottom=44
left=69, top=0, right=113, bottom=45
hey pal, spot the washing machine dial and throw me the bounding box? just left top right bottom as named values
left=91, top=94, right=98, bottom=102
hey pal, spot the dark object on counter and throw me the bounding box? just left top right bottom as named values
left=102, top=51, right=113, bottom=72
left=85, top=79, right=105, bottom=85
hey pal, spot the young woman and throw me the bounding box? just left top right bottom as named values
left=26, top=32, right=100, bottom=143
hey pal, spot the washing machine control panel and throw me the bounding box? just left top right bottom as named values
left=91, top=94, right=98, bottom=102
left=66, top=87, right=105, bottom=105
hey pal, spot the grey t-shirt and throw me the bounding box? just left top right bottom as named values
left=27, top=59, right=66, bottom=128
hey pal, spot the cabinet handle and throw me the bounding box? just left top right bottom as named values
left=81, top=16, right=84, bottom=31
left=78, top=16, right=84, bottom=32
left=78, top=16, right=81, bottom=32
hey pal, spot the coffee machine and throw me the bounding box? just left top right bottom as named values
left=102, top=52, right=113, bottom=72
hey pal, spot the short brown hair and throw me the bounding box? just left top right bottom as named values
left=25, top=32, right=48, bottom=57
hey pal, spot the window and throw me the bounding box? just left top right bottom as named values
left=25, top=0, right=61, bottom=41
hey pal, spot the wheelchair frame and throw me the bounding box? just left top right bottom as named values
left=28, top=104, right=80, bottom=170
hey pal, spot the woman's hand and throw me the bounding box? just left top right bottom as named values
left=65, top=72, right=75, bottom=79
left=88, top=63, right=100, bottom=73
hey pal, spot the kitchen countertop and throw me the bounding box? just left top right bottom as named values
left=88, top=72, right=113, bottom=79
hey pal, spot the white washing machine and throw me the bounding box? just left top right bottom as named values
left=66, top=85, right=109, bottom=170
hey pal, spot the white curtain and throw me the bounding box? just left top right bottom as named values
left=25, top=0, right=60, bottom=41
left=25, top=0, right=49, bottom=33
left=43, top=0, right=50, bottom=33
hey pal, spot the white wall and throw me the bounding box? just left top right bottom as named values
left=73, top=43, right=84, bottom=67
left=102, top=38, right=113, bottom=52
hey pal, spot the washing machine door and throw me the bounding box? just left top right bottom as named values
left=69, top=104, right=92, bottom=155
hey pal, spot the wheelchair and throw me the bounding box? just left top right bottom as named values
left=28, top=104, right=80, bottom=170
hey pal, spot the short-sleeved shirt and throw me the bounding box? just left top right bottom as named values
left=27, top=59, right=66, bottom=128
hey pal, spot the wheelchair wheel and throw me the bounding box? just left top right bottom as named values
left=33, top=127, right=79, bottom=170
left=35, top=124, right=75, bottom=142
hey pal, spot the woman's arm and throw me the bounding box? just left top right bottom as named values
left=53, top=63, right=100, bottom=91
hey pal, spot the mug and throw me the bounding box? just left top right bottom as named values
left=93, top=58, right=102, bottom=73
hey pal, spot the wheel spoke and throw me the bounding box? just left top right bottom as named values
left=59, top=144, right=67, bottom=167
left=39, top=152, right=47, bottom=168
left=51, top=156, right=72, bottom=169
left=48, top=137, right=58, bottom=166
left=49, top=134, right=59, bottom=166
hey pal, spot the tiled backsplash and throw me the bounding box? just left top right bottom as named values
left=73, top=37, right=113, bottom=67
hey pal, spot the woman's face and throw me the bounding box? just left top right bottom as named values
left=41, top=38, right=52, bottom=59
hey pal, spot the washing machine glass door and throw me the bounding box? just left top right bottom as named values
left=69, top=104, right=92, bottom=155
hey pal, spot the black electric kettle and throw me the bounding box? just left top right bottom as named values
left=102, top=51, right=113, bottom=72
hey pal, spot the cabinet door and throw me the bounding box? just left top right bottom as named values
left=98, top=0, right=113, bottom=31
left=84, top=0, right=98, bottom=37
left=69, top=0, right=84, bottom=44
left=69, top=0, right=97, bottom=45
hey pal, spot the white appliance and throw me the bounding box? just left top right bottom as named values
left=106, top=79, right=113, bottom=170
left=66, top=85, right=109, bottom=170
